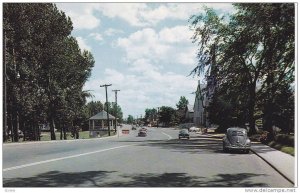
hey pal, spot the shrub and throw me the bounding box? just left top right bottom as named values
left=275, top=134, right=294, bottom=146
left=259, top=131, right=272, bottom=143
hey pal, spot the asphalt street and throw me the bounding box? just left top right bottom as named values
left=3, top=125, right=294, bottom=187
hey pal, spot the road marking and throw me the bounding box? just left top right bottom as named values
left=162, top=132, right=172, bottom=140
left=3, top=144, right=133, bottom=172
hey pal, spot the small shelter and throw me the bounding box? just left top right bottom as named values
left=89, top=110, right=116, bottom=137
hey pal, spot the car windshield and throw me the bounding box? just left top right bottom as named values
left=231, top=131, right=245, bottom=136
left=180, top=129, right=188, bottom=134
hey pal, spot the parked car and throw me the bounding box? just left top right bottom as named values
left=179, top=129, right=190, bottom=139
left=223, top=127, right=251, bottom=153
left=138, top=130, right=147, bottom=137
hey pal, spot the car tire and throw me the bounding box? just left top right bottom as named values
left=244, top=149, right=250, bottom=154
left=223, top=147, right=228, bottom=153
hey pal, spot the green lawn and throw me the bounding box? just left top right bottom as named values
left=4, top=131, right=117, bottom=143
left=268, top=141, right=294, bottom=156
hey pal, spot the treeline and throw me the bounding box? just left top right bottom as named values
left=190, top=3, right=294, bottom=136
left=3, top=3, right=95, bottom=142
left=140, top=96, right=189, bottom=127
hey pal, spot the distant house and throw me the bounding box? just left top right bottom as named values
left=193, top=80, right=208, bottom=127
left=185, top=104, right=194, bottom=123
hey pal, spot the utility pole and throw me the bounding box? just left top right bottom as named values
left=112, top=89, right=120, bottom=133
left=157, top=107, right=160, bottom=128
left=3, top=30, right=7, bottom=142
left=100, top=84, right=112, bottom=136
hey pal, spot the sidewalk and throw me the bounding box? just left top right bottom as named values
left=197, top=132, right=295, bottom=184
left=250, top=143, right=295, bottom=184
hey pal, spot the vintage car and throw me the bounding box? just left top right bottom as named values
left=223, top=127, right=251, bottom=153
left=138, top=130, right=147, bottom=137
left=141, top=127, right=147, bottom=132
left=179, top=129, right=190, bottom=139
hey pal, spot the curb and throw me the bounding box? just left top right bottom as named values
left=250, top=148, right=294, bottom=185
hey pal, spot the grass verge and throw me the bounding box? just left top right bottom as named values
left=268, top=141, right=294, bottom=156
left=4, top=131, right=117, bottom=143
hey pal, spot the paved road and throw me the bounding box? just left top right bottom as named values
left=3, top=126, right=293, bottom=187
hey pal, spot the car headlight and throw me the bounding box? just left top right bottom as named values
left=246, top=139, right=251, bottom=146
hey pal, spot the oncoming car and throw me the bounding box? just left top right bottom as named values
left=178, top=129, right=190, bottom=139
left=138, top=130, right=147, bottom=137
left=223, top=127, right=251, bottom=153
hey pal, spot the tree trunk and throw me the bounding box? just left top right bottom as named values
left=248, top=83, right=257, bottom=135
left=18, top=114, right=24, bottom=141
left=7, top=111, right=13, bottom=141
left=49, top=116, right=56, bottom=140
left=12, top=108, right=19, bottom=142
left=60, top=122, right=63, bottom=140
left=23, top=122, right=26, bottom=141
left=63, top=126, right=67, bottom=140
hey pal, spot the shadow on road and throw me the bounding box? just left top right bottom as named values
left=3, top=170, right=268, bottom=187
left=119, top=135, right=250, bottom=155
left=3, top=170, right=115, bottom=187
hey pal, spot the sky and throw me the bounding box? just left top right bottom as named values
left=56, top=3, right=236, bottom=119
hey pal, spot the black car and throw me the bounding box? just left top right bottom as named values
left=179, top=129, right=190, bottom=139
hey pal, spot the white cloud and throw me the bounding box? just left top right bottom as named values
left=95, top=3, right=234, bottom=27
left=75, top=37, right=92, bottom=51
left=158, top=25, right=193, bottom=44
left=104, top=28, right=124, bottom=36
left=94, top=3, right=149, bottom=27
left=117, top=26, right=197, bottom=67
left=57, top=3, right=235, bottom=29
left=129, top=59, right=159, bottom=73
left=89, top=33, right=103, bottom=42
left=56, top=3, right=100, bottom=29
left=117, top=28, right=171, bottom=61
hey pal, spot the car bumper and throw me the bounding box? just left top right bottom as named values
left=179, top=135, right=189, bottom=138
left=224, top=145, right=251, bottom=150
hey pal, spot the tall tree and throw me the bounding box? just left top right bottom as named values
left=127, top=115, right=134, bottom=124
left=3, top=3, right=95, bottom=141
left=158, top=106, right=177, bottom=127
left=190, top=4, right=294, bottom=135
left=176, top=96, right=189, bottom=110
left=144, top=108, right=157, bottom=124
left=176, top=96, right=189, bottom=123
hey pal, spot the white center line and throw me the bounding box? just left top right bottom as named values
left=3, top=144, right=133, bottom=172
left=162, top=132, right=172, bottom=140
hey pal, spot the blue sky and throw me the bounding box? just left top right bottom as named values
left=56, top=3, right=235, bottom=119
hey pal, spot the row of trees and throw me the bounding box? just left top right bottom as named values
left=127, top=96, right=189, bottom=127
left=3, top=3, right=95, bottom=141
left=190, top=3, right=294, bottom=136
